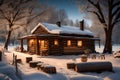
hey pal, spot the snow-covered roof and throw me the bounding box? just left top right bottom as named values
left=31, top=22, right=94, bottom=36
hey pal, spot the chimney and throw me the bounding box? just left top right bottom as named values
left=80, top=20, right=84, bottom=31
left=56, top=21, right=61, bottom=27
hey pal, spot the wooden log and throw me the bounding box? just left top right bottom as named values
left=26, top=57, right=32, bottom=63
left=29, top=61, right=38, bottom=68
left=16, top=59, right=22, bottom=63
left=40, top=64, right=56, bottom=74
left=43, top=66, right=56, bottom=74
left=75, top=62, right=112, bottom=72
left=81, top=55, right=88, bottom=62
left=67, top=63, right=75, bottom=69
left=37, top=62, right=43, bottom=70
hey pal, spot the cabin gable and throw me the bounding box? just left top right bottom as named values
left=32, top=25, right=49, bottom=35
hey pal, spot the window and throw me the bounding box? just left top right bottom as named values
left=77, top=40, right=82, bottom=47
left=54, top=39, right=58, bottom=45
left=67, top=40, right=71, bottom=46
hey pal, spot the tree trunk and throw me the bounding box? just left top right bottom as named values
left=4, top=30, right=12, bottom=50
left=103, top=0, right=112, bottom=54
left=103, top=30, right=112, bottom=53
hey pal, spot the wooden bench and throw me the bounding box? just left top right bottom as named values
left=75, top=62, right=113, bottom=72
left=67, top=63, right=75, bottom=69
left=26, top=57, right=32, bottom=63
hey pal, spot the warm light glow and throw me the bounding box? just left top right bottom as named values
left=77, top=40, right=82, bottom=47
left=67, top=40, right=71, bottom=46
left=39, top=40, right=41, bottom=43
left=30, top=39, right=34, bottom=44
left=54, top=39, right=58, bottom=45
left=41, top=40, right=45, bottom=48
left=30, top=39, right=34, bottom=46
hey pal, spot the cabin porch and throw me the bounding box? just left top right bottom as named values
left=18, top=35, right=100, bottom=56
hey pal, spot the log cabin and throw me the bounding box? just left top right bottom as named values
left=18, top=20, right=100, bottom=56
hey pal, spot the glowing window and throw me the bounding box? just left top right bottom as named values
left=77, top=40, right=82, bottom=47
left=54, top=39, right=58, bottom=45
left=67, top=40, right=71, bottom=46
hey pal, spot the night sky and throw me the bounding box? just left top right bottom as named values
left=40, top=0, right=85, bottom=22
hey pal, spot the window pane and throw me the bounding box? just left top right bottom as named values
left=54, top=39, right=58, bottom=45
left=67, top=40, right=71, bottom=46
left=78, top=41, right=82, bottom=47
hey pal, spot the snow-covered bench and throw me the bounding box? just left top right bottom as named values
left=75, top=62, right=113, bottom=72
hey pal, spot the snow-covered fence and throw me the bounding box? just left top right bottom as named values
left=75, top=62, right=113, bottom=72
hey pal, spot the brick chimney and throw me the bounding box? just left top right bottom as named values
left=80, top=20, right=84, bottom=31
left=56, top=21, right=61, bottom=27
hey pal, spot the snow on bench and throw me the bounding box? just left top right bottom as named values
left=75, top=61, right=113, bottom=72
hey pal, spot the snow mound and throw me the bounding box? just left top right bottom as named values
left=104, top=72, right=120, bottom=80
left=0, top=62, right=20, bottom=80
left=70, top=75, right=103, bottom=80
left=113, top=51, right=120, bottom=58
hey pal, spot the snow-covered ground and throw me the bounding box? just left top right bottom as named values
left=0, top=45, right=120, bottom=80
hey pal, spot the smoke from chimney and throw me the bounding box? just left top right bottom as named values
left=80, top=20, right=84, bottom=31
left=56, top=21, right=61, bottom=27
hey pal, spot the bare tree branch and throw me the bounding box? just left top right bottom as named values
left=87, top=0, right=106, bottom=26
left=11, top=9, right=21, bottom=23
left=112, top=1, right=120, bottom=9
left=0, top=9, right=11, bottom=23
left=0, top=0, right=4, bottom=6
left=112, top=11, right=120, bottom=27
left=87, top=0, right=97, bottom=7
left=88, top=11, right=101, bottom=21
left=27, top=9, right=49, bottom=24
left=112, top=7, right=120, bottom=18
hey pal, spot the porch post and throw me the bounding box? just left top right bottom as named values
left=27, top=39, right=29, bottom=52
left=20, top=39, right=23, bottom=52
left=36, top=38, right=40, bottom=55
left=99, top=40, right=101, bottom=48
